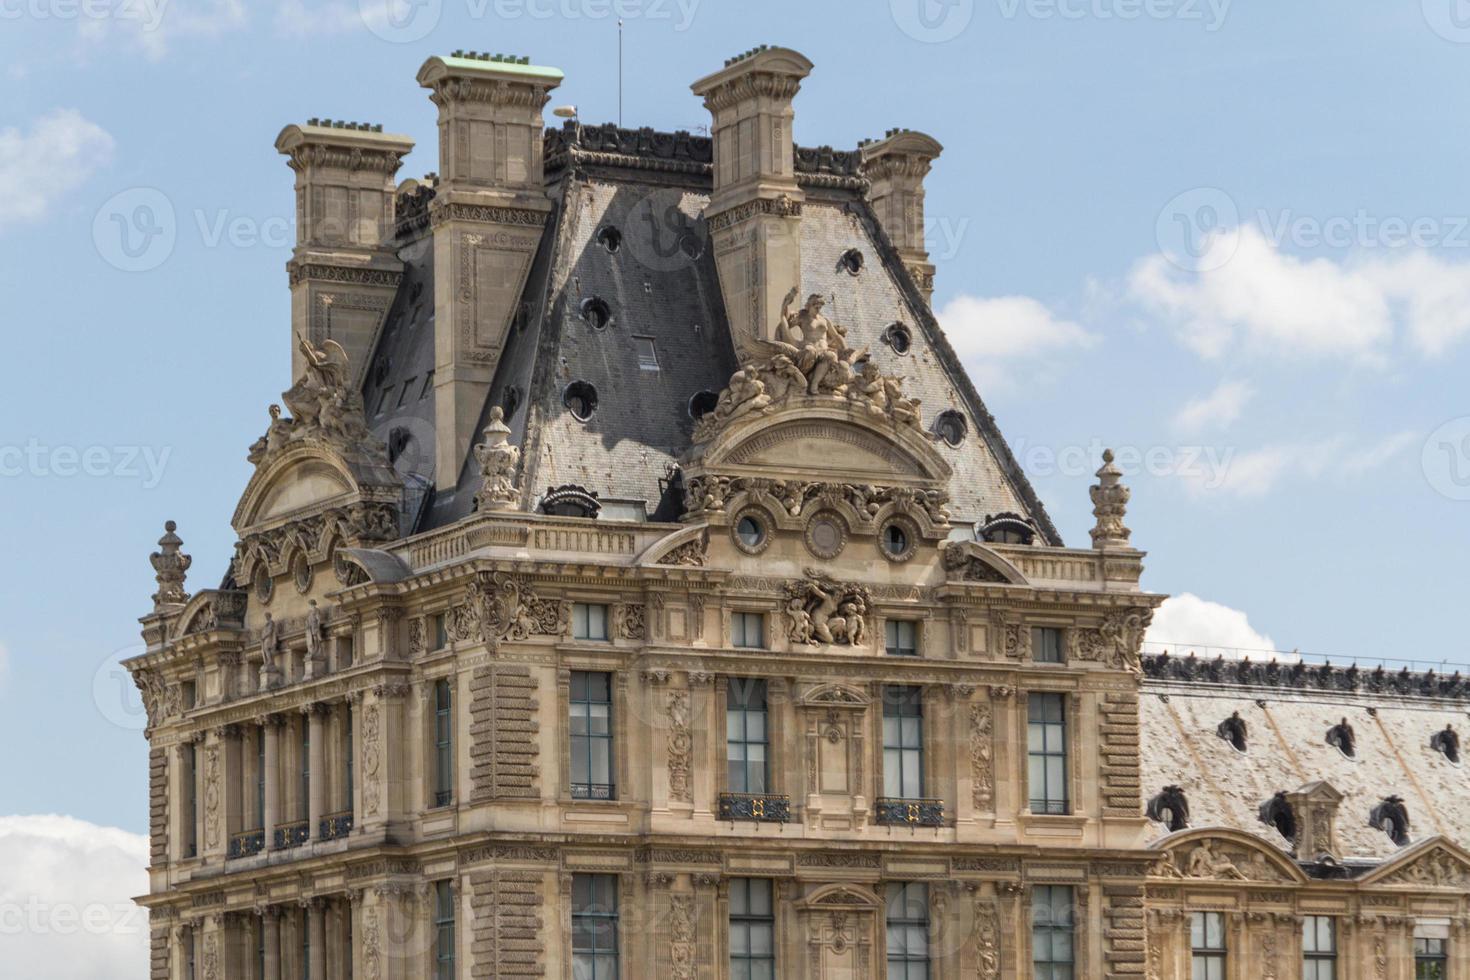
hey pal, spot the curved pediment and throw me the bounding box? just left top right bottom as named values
left=942, top=541, right=1028, bottom=585
left=798, top=682, right=871, bottom=708
left=232, top=442, right=400, bottom=535
left=693, top=402, right=952, bottom=487
left=1152, top=828, right=1306, bottom=884
left=798, top=883, right=882, bottom=911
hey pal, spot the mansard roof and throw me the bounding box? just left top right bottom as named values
left=360, top=122, right=1061, bottom=543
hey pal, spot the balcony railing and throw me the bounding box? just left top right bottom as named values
left=273, top=820, right=310, bottom=849
left=571, top=783, right=615, bottom=801
left=228, top=829, right=265, bottom=859
left=319, top=811, right=353, bottom=841
left=718, top=792, right=791, bottom=824
left=874, top=797, right=944, bottom=827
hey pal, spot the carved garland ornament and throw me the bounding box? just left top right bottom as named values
left=460, top=572, right=568, bottom=646
left=970, top=701, right=995, bottom=811
left=670, top=894, right=696, bottom=980
left=667, top=689, right=693, bottom=803
left=684, top=475, right=950, bottom=527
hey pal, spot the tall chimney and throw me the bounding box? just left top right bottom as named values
left=276, top=121, right=414, bottom=386
left=692, top=46, right=813, bottom=358
left=416, top=52, right=564, bottom=490
left=861, top=128, right=943, bottom=305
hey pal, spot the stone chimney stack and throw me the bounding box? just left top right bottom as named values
left=416, top=52, right=563, bottom=490
left=1286, top=781, right=1345, bottom=862
left=692, top=46, right=814, bottom=358
left=861, top=128, right=943, bottom=305
left=276, top=120, right=414, bottom=386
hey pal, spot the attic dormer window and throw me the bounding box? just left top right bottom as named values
left=979, top=513, right=1035, bottom=546
left=541, top=484, right=602, bottom=519
left=934, top=411, right=967, bottom=447
left=597, top=225, right=622, bottom=253
left=1217, top=711, right=1248, bottom=753
left=581, top=297, right=612, bottom=331
left=1326, top=718, right=1356, bottom=759
left=1259, top=791, right=1296, bottom=844
left=1146, top=786, right=1190, bottom=832
left=688, top=390, right=719, bottom=420
left=1432, top=725, right=1460, bottom=763
left=839, top=248, right=864, bottom=275
left=883, top=322, right=912, bottom=355
left=563, top=381, right=598, bottom=422
left=1369, top=796, right=1411, bottom=847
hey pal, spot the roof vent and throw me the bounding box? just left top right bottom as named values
left=1217, top=711, right=1248, bottom=753
left=1326, top=718, right=1356, bottom=758
left=597, top=225, right=622, bottom=253
left=1431, top=724, right=1460, bottom=763
left=883, top=322, right=912, bottom=354
left=1369, top=796, right=1411, bottom=847
left=563, top=381, right=598, bottom=422
left=838, top=248, right=864, bottom=275
left=580, top=297, right=612, bottom=330
left=934, top=410, right=967, bottom=447
left=1146, top=786, right=1190, bottom=832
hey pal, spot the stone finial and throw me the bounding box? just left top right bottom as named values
left=1089, top=449, right=1132, bottom=550
left=473, top=407, right=521, bottom=512
left=150, top=520, right=192, bottom=610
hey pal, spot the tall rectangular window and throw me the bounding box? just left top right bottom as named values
left=1031, top=885, right=1075, bottom=980
left=1303, top=916, right=1337, bottom=980
left=729, top=878, right=775, bottom=980
left=302, top=908, right=311, bottom=980
left=434, top=679, right=454, bottom=807
left=573, top=603, right=610, bottom=641
left=726, top=679, right=769, bottom=794
left=1415, top=937, right=1448, bottom=980
left=183, top=743, right=198, bottom=858
left=434, top=880, right=456, bottom=980
left=432, top=612, right=448, bottom=651
left=571, top=874, right=619, bottom=980
left=345, top=710, right=354, bottom=812
left=1028, top=693, right=1069, bottom=815
left=886, top=882, right=929, bottom=980
left=1190, top=911, right=1226, bottom=980
left=732, top=612, right=765, bottom=650
left=256, top=727, right=266, bottom=829
left=570, top=672, right=614, bottom=800
left=300, top=721, right=310, bottom=821
left=184, top=926, right=196, bottom=980
left=885, top=620, right=919, bottom=657
left=1033, top=627, right=1064, bottom=664
left=883, top=686, right=925, bottom=799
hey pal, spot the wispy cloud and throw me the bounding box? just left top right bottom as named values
left=1172, top=379, right=1254, bottom=433
left=0, top=110, right=114, bottom=233
left=937, top=293, right=1098, bottom=389
left=1178, top=430, right=1417, bottom=497
left=75, top=0, right=246, bottom=60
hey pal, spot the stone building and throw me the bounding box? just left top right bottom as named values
left=127, top=45, right=1470, bottom=980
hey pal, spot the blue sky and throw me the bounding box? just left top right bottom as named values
left=2, top=0, right=1468, bottom=874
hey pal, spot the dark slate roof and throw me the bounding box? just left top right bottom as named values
left=362, top=122, right=1060, bottom=542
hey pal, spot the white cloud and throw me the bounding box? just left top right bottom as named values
left=1145, top=593, right=1277, bottom=657
left=0, top=110, right=114, bottom=232
left=76, top=0, right=245, bottom=61
left=1172, top=379, right=1253, bottom=433
left=1130, top=225, right=1470, bottom=365
left=1179, top=431, right=1416, bottom=497
left=936, top=294, right=1097, bottom=389
left=0, top=815, right=149, bottom=980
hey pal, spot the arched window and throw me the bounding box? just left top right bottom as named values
left=540, top=484, right=601, bottom=519
left=979, top=512, right=1035, bottom=546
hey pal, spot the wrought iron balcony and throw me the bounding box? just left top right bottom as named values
left=874, top=797, right=944, bottom=827
left=571, top=783, right=615, bottom=801
left=228, top=829, right=265, bottom=859
left=273, top=820, right=310, bottom=849
left=319, top=811, right=353, bottom=841
left=718, top=792, right=791, bottom=824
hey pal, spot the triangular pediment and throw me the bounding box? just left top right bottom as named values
left=1362, top=837, right=1470, bottom=889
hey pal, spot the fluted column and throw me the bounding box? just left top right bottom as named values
left=262, top=907, right=282, bottom=980
left=308, top=705, right=326, bottom=840
left=308, top=899, right=327, bottom=980
left=262, top=716, right=280, bottom=850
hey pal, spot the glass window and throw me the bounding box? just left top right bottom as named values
left=573, top=603, right=610, bottom=642
left=886, top=882, right=930, bottom=980
left=729, top=878, right=775, bottom=980
left=256, top=726, right=266, bottom=829
left=883, top=686, right=925, bottom=799
left=434, top=880, right=455, bottom=980
left=300, top=721, right=310, bottom=821
left=432, top=612, right=448, bottom=650
left=1033, top=627, right=1064, bottom=664
left=572, top=874, right=619, bottom=980
left=1303, top=916, right=1337, bottom=980
left=570, top=672, right=614, bottom=800
left=1032, top=885, right=1075, bottom=980
left=633, top=336, right=659, bottom=371
left=184, top=926, right=196, bottom=980
left=732, top=612, right=765, bottom=650
left=1416, top=937, right=1448, bottom=980
left=1191, top=911, right=1226, bottom=980
left=434, top=678, right=453, bottom=807
left=1028, top=693, right=1070, bottom=815
left=345, top=710, right=354, bottom=813
left=885, top=620, right=919, bottom=657
left=183, top=742, right=198, bottom=858
left=726, top=679, right=769, bottom=795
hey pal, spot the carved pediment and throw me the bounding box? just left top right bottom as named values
left=1154, top=830, right=1304, bottom=884
left=942, top=541, right=1027, bottom=585
left=798, top=883, right=882, bottom=911
left=1363, top=839, right=1470, bottom=889
left=798, top=683, right=871, bottom=709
